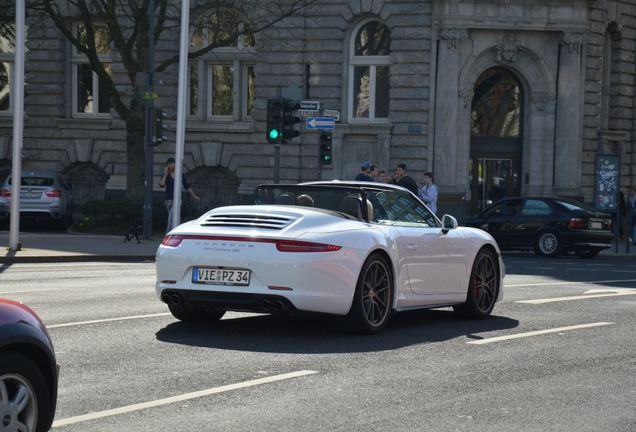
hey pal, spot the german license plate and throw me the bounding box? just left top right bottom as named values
left=20, top=192, right=41, bottom=199
left=589, top=221, right=602, bottom=229
left=192, top=267, right=250, bottom=286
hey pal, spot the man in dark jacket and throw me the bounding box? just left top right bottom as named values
left=391, top=163, right=418, bottom=195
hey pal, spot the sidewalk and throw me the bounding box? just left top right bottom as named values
left=0, top=230, right=162, bottom=263
left=1, top=230, right=634, bottom=264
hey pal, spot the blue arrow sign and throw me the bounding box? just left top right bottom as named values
left=306, top=117, right=335, bottom=130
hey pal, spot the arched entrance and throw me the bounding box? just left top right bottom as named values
left=469, top=67, right=523, bottom=213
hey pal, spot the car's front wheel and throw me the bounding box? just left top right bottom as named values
left=344, top=253, right=393, bottom=334
left=453, top=248, right=499, bottom=318
left=0, top=352, right=52, bottom=432
left=535, top=230, right=562, bottom=257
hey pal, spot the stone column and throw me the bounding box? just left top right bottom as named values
left=554, top=32, right=587, bottom=192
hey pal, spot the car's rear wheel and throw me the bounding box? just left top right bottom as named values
left=575, top=248, right=601, bottom=259
left=453, top=248, right=499, bottom=318
left=344, top=253, right=393, bottom=334
left=534, top=230, right=562, bottom=257
left=168, top=303, right=226, bottom=323
left=0, top=352, right=52, bottom=432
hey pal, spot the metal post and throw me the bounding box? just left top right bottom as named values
left=274, top=144, right=280, bottom=183
left=143, top=0, right=156, bottom=239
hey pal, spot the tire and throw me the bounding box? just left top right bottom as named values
left=0, top=352, right=52, bottom=432
left=453, top=248, right=499, bottom=319
left=168, top=303, right=225, bottom=323
left=344, top=253, right=393, bottom=334
left=575, top=248, right=601, bottom=259
left=534, top=231, right=562, bottom=257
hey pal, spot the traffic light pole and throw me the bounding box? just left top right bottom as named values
left=274, top=144, right=280, bottom=183
left=142, top=0, right=156, bottom=239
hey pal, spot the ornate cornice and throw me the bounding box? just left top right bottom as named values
left=561, top=32, right=589, bottom=53
left=439, top=28, right=468, bottom=49
left=532, top=91, right=556, bottom=111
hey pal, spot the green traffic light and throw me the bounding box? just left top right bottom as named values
left=268, top=129, right=280, bottom=140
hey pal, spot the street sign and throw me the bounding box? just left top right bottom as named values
left=323, top=109, right=340, bottom=121
left=306, top=117, right=335, bottom=130
left=300, top=100, right=320, bottom=111
left=298, top=110, right=317, bottom=117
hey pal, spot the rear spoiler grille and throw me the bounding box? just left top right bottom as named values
left=200, top=213, right=296, bottom=230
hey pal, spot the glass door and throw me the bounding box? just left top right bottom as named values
left=469, top=157, right=520, bottom=213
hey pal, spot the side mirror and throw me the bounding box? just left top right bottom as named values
left=441, top=214, right=458, bottom=233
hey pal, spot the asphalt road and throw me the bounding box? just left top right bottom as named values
left=1, top=254, right=635, bottom=431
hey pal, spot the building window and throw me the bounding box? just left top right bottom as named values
left=189, top=10, right=255, bottom=121
left=72, top=24, right=112, bottom=116
left=471, top=68, right=522, bottom=137
left=0, top=26, right=15, bottom=114
left=348, top=19, right=391, bottom=122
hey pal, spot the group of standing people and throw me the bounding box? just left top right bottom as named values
left=354, top=161, right=438, bottom=214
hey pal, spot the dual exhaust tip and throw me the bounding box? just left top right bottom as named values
left=161, top=293, right=182, bottom=306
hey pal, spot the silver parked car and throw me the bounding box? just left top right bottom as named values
left=0, top=171, right=73, bottom=229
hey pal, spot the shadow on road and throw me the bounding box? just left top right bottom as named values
left=155, top=309, right=519, bottom=354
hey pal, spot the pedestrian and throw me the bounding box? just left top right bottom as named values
left=627, top=187, right=636, bottom=244
left=618, top=190, right=627, bottom=240
left=355, top=161, right=374, bottom=182
left=419, top=171, right=438, bottom=214
left=377, top=169, right=389, bottom=183
left=391, top=163, right=418, bottom=195
left=159, top=157, right=200, bottom=233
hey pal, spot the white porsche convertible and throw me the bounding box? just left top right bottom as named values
left=155, top=182, right=504, bottom=334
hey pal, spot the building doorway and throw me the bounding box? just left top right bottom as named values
left=469, top=67, right=523, bottom=214
left=469, top=156, right=520, bottom=212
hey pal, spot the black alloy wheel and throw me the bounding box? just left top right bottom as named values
left=454, top=248, right=499, bottom=318
left=345, top=253, right=393, bottom=334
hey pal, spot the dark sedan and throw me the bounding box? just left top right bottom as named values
left=0, top=298, right=58, bottom=432
left=460, top=196, right=613, bottom=258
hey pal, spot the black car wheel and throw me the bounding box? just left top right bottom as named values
left=535, top=231, right=562, bottom=257
left=453, top=248, right=499, bottom=318
left=345, top=253, right=393, bottom=334
left=0, top=352, right=52, bottom=432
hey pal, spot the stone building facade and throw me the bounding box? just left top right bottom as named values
left=0, top=0, right=634, bottom=217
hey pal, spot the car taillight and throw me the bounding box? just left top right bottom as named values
left=0, top=189, right=10, bottom=197
left=45, top=190, right=63, bottom=198
left=568, top=218, right=585, bottom=229
left=276, top=240, right=341, bottom=253
left=162, top=235, right=185, bottom=247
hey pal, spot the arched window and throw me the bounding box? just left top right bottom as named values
left=348, top=19, right=391, bottom=121
left=189, top=9, right=255, bottom=121
left=471, top=68, right=521, bottom=137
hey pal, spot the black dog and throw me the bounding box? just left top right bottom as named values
left=124, top=225, right=142, bottom=244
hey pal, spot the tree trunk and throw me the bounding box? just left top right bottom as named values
left=126, top=97, right=147, bottom=198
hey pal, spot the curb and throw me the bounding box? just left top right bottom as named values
left=0, top=254, right=157, bottom=264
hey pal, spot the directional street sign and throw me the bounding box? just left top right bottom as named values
left=300, top=100, right=320, bottom=111
left=323, top=109, right=340, bottom=122
left=306, top=117, right=335, bottom=130
left=298, top=110, right=317, bottom=117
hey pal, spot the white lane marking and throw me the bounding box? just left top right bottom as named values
left=47, top=313, right=172, bottom=329
left=0, top=289, right=58, bottom=294
left=467, top=322, right=613, bottom=345
left=52, top=370, right=319, bottom=427
left=517, top=288, right=636, bottom=304
left=506, top=278, right=636, bottom=287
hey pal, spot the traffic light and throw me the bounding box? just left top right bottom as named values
left=282, top=98, right=301, bottom=142
left=266, top=97, right=283, bottom=143
left=151, top=108, right=167, bottom=146
left=319, top=132, right=332, bottom=165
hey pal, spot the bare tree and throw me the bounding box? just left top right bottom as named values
left=2, top=0, right=315, bottom=197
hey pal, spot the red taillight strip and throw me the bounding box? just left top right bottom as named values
left=0, top=189, right=10, bottom=197
left=161, top=234, right=341, bottom=252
